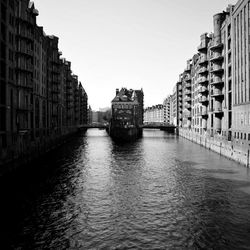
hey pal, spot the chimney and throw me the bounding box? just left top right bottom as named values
left=116, top=88, right=119, bottom=95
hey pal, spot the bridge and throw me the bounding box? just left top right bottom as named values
left=78, top=123, right=176, bottom=132
left=141, top=123, right=176, bottom=132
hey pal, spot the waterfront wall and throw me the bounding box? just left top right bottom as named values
left=0, top=128, right=86, bottom=176
left=179, top=128, right=250, bottom=167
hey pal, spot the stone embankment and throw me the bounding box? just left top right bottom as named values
left=0, top=128, right=86, bottom=176
left=179, top=129, right=250, bottom=167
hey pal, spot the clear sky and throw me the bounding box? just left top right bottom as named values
left=33, top=0, right=233, bottom=110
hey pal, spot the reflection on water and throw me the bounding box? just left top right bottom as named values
left=1, top=129, right=250, bottom=249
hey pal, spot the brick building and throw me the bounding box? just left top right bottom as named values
left=0, top=0, right=88, bottom=167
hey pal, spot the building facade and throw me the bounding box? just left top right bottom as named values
left=163, top=95, right=173, bottom=124
left=109, top=88, right=144, bottom=141
left=231, top=0, right=250, bottom=145
left=0, top=0, right=88, bottom=167
left=169, top=0, right=250, bottom=166
left=111, top=88, right=143, bottom=128
left=144, top=105, right=164, bottom=124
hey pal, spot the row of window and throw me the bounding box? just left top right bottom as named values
left=234, top=131, right=250, bottom=141
left=113, top=104, right=134, bottom=109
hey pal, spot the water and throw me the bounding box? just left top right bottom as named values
left=1, top=129, right=250, bottom=249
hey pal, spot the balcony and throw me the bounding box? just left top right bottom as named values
left=213, top=107, right=223, bottom=115
left=186, top=97, right=191, bottom=102
left=202, top=123, right=207, bottom=130
left=210, top=77, right=224, bottom=86
left=210, top=65, right=224, bottom=74
left=211, top=89, right=224, bottom=98
left=198, top=86, right=208, bottom=93
left=197, top=43, right=207, bottom=52
left=210, top=54, right=224, bottom=62
left=199, top=67, right=208, bottom=75
left=199, top=57, right=208, bottom=65
left=210, top=42, right=223, bottom=51
left=185, top=75, right=191, bottom=82
left=199, top=96, right=208, bottom=103
left=17, top=30, right=33, bottom=41
left=185, top=90, right=191, bottom=96
left=17, top=47, right=33, bottom=57
left=201, top=108, right=208, bottom=117
left=184, top=66, right=191, bottom=73
left=185, top=83, right=191, bottom=88
left=198, top=77, right=208, bottom=84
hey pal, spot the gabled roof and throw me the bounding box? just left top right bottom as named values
left=112, top=88, right=135, bottom=103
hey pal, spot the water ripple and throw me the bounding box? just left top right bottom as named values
left=1, top=130, right=250, bottom=249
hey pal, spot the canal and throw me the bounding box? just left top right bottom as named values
left=1, top=129, right=250, bottom=249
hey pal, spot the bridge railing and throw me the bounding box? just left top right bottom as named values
left=142, top=122, right=176, bottom=128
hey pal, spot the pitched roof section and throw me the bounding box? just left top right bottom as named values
left=112, top=88, right=138, bottom=103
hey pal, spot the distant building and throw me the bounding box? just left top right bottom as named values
left=88, top=106, right=92, bottom=124
left=144, top=105, right=164, bottom=124
left=91, top=111, right=98, bottom=123
left=109, top=88, right=144, bottom=140
left=111, top=88, right=143, bottom=127
left=99, top=107, right=110, bottom=112
left=163, top=95, right=173, bottom=124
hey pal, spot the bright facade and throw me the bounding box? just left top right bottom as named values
left=170, top=0, right=250, bottom=148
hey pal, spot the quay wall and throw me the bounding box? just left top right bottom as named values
left=0, top=128, right=86, bottom=176
left=179, top=128, right=250, bottom=167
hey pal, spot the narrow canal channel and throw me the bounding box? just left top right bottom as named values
left=1, top=129, right=250, bottom=249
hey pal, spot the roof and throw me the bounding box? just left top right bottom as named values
left=112, top=88, right=137, bottom=103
